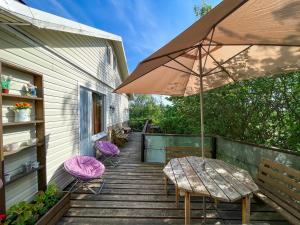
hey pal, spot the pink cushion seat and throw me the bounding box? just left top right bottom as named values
left=95, top=141, right=120, bottom=156
left=64, top=156, right=105, bottom=181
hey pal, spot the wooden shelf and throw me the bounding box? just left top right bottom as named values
left=3, top=120, right=44, bottom=127
left=1, top=93, right=43, bottom=101
left=3, top=142, right=43, bottom=157
left=5, top=165, right=45, bottom=185
left=0, top=61, right=46, bottom=213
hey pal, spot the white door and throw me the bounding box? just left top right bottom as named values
left=79, top=87, right=94, bottom=156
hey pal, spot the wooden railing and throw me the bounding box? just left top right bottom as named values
left=141, top=120, right=150, bottom=162
left=140, top=121, right=299, bottom=173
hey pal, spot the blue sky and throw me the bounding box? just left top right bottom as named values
left=24, top=0, right=220, bottom=73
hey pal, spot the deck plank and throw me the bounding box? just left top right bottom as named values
left=59, top=132, right=289, bottom=225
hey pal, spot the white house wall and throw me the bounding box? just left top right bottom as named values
left=0, top=25, right=129, bottom=208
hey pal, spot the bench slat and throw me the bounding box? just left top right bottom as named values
left=255, top=188, right=300, bottom=225
left=256, top=159, right=300, bottom=225
left=260, top=165, right=300, bottom=191
left=165, top=146, right=211, bottom=163
left=262, top=159, right=300, bottom=179
left=258, top=166, right=300, bottom=202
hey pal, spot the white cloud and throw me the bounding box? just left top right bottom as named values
left=49, top=0, right=74, bottom=19
left=108, top=0, right=170, bottom=60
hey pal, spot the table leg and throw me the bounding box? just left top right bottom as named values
left=242, top=195, right=251, bottom=224
left=175, top=186, right=179, bottom=208
left=203, top=196, right=206, bottom=223
left=185, top=192, right=191, bottom=225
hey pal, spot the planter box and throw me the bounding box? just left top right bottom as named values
left=35, top=192, right=70, bottom=225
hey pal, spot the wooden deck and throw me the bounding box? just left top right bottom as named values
left=58, top=133, right=289, bottom=225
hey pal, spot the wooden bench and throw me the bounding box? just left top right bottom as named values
left=164, top=146, right=211, bottom=207
left=255, top=159, right=300, bottom=225
left=112, top=128, right=128, bottom=146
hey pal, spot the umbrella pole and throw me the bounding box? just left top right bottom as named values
left=198, top=46, right=206, bottom=224
left=198, top=46, right=205, bottom=159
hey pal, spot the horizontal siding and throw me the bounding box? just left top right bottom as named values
left=0, top=24, right=129, bottom=209
left=4, top=148, right=37, bottom=208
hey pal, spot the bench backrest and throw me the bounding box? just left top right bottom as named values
left=165, top=146, right=211, bottom=164
left=257, top=159, right=300, bottom=212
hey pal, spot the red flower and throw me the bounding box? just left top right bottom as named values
left=23, top=102, right=30, bottom=107
left=0, top=213, right=6, bottom=221
left=15, top=103, right=20, bottom=107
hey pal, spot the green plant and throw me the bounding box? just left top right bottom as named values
left=33, top=184, right=61, bottom=216
left=4, top=184, right=62, bottom=224
left=4, top=202, right=38, bottom=225
left=1, top=76, right=12, bottom=89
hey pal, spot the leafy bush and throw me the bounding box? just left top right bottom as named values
left=129, top=95, right=163, bottom=131
left=3, top=184, right=62, bottom=225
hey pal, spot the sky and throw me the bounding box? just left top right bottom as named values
left=24, top=0, right=221, bottom=73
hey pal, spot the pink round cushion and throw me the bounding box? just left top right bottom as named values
left=95, top=141, right=120, bottom=156
left=64, top=156, right=105, bottom=181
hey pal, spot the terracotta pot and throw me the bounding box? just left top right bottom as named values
left=2, top=89, right=9, bottom=94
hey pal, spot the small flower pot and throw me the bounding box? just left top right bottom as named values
left=31, top=161, right=40, bottom=169
left=15, top=109, right=30, bottom=122
left=24, top=162, right=32, bottom=173
left=2, top=89, right=9, bottom=94
left=4, top=142, right=20, bottom=152
left=27, top=138, right=38, bottom=146
left=4, top=173, right=11, bottom=183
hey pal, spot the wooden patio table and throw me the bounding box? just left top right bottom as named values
left=163, top=156, right=259, bottom=225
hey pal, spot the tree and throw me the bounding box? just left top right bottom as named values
left=129, top=94, right=163, bottom=131
left=194, top=1, right=212, bottom=18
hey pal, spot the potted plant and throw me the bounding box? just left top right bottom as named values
left=1, top=76, right=12, bottom=94
left=12, top=102, right=31, bottom=122
left=24, top=83, right=37, bottom=97
left=3, top=184, right=70, bottom=225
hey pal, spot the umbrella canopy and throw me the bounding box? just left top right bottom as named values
left=115, top=0, right=300, bottom=160
left=115, top=0, right=300, bottom=96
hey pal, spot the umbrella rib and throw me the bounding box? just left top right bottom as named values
left=201, top=46, right=236, bottom=82
left=167, top=55, right=200, bottom=76
left=114, top=44, right=201, bottom=93
left=162, top=65, right=199, bottom=78
left=202, top=45, right=252, bottom=77
left=203, top=69, right=224, bottom=77
left=141, top=44, right=201, bottom=64
left=203, top=27, right=215, bottom=72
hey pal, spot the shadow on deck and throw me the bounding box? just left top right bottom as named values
left=58, top=133, right=288, bottom=225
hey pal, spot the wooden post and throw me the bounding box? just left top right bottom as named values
left=242, top=195, right=251, bottom=224
left=34, top=75, right=46, bottom=191
left=185, top=192, right=191, bottom=225
left=175, top=186, right=179, bottom=208
left=141, top=133, right=145, bottom=162
left=0, top=62, right=5, bottom=213
left=140, top=120, right=149, bottom=162
left=211, top=136, right=217, bottom=159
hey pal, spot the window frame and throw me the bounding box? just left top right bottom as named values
left=78, top=84, right=107, bottom=147
left=106, top=45, right=111, bottom=65
left=113, top=53, right=117, bottom=70
left=92, top=92, right=104, bottom=135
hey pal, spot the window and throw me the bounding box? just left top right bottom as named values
left=92, top=92, right=104, bottom=134
left=113, top=54, right=117, bottom=70
left=106, top=46, right=111, bottom=64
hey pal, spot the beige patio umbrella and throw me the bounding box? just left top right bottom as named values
left=115, top=0, right=300, bottom=158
